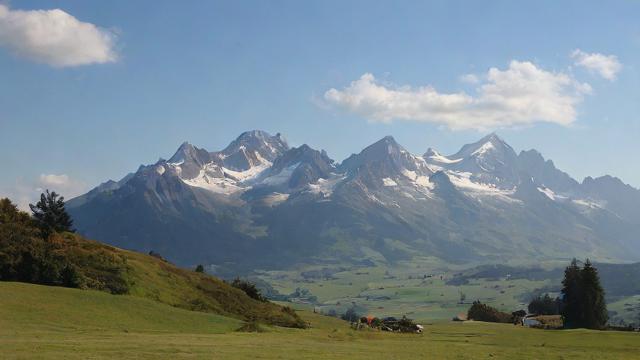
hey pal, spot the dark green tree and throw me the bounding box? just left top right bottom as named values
left=561, top=259, right=583, bottom=328
left=195, top=264, right=205, bottom=273
left=561, top=259, right=608, bottom=329
left=29, top=190, right=74, bottom=238
left=528, top=293, right=561, bottom=315
left=60, top=264, right=83, bottom=288
left=580, top=260, right=608, bottom=329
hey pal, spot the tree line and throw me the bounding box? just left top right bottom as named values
left=467, top=258, right=609, bottom=330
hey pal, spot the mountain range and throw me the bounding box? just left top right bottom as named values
left=67, top=130, right=640, bottom=271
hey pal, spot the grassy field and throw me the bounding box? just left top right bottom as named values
left=1, top=282, right=639, bottom=359
left=256, top=258, right=640, bottom=325
left=257, top=258, right=549, bottom=321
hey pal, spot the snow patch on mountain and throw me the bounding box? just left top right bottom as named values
left=182, top=170, right=243, bottom=194
left=537, top=187, right=557, bottom=200
left=261, top=163, right=300, bottom=186
left=383, top=178, right=398, bottom=187
left=426, top=151, right=463, bottom=164
left=447, top=171, right=516, bottom=201
left=471, top=141, right=495, bottom=157
left=222, top=161, right=271, bottom=182
left=537, top=186, right=570, bottom=201
left=573, top=199, right=603, bottom=209
left=307, top=175, right=345, bottom=197
left=402, top=169, right=434, bottom=191
left=168, top=160, right=185, bottom=166
left=262, top=192, right=289, bottom=206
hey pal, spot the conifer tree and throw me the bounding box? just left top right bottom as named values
left=561, top=259, right=608, bottom=329
left=29, top=190, right=74, bottom=238
left=580, top=259, right=608, bottom=329
left=561, top=258, right=583, bottom=328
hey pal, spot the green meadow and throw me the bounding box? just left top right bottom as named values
left=257, top=257, right=640, bottom=325
left=2, top=282, right=639, bottom=359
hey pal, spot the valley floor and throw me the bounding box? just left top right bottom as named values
left=1, top=282, right=639, bottom=359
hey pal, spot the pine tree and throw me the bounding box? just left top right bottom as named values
left=29, top=190, right=74, bottom=238
left=561, top=258, right=583, bottom=328
left=580, top=259, right=608, bottom=329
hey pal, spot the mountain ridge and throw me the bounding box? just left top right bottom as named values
left=67, top=130, right=640, bottom=271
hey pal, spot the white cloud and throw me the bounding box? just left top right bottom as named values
left=1, top=174, right=86, bottom=211
left=571, top=49, right=621, bottom=81
left=38, top=174, right=72, bottom=188
left=459, top=73, right=480, bottom=84
left=0, top=4, right=118, bottom=67
left=323, top=61, right=592, bottom=131
left=36, top=173, right=86, bottom=198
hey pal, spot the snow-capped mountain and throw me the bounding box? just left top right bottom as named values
left=67, top=130, right=640, bottom=270
left=424, top=133, right=520, bottom=188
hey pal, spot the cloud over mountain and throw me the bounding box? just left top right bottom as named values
left=0, top=4, right=118, bottom=67
left=2, top=174, right=86, bottom=211
left=324, top=61, right=591, bottom=130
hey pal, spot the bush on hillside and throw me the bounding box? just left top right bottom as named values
left=148, top=251, right=167, bottom=262
left=341, top=306, right=360, bottom=322
left=231, top=278, right=267, bottom=302
left=467, top=301, right=513, bottom=323
left=0, top=198, right=130, bottom=294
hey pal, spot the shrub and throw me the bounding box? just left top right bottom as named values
left=341, top=307, right=359, bottom=322
left=231, top=278, right=267, bottom=302
left=467, top=301, right=512, bottom=323
left=512, top=309, right=527, bottom=318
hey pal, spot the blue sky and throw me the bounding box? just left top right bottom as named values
left=1, top=0, right=639, bottom=208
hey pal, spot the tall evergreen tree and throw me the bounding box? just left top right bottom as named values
left=561, top=258, right=583, bottom=328
left=29, top=190, right=74, bottom=238
left=580, top=259, right=608, bottom=329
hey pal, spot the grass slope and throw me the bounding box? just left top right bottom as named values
left=116, top=243, right=303, bottom=327
left=2, top=282, right=639, bottom=359
left=1, top=230, right=304, bottom=328
left=0, top=282, right=241, bottom=334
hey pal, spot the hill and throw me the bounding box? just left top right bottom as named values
left=2, top=282, right=639, bottom=359
left=3, top=233, right=304, bottom=328
left=0, top=198, right=304, bottom=328
left=67, top=130, right=640, bottom=271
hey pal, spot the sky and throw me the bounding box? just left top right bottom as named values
left=1, top=0, right=639, bottom=209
